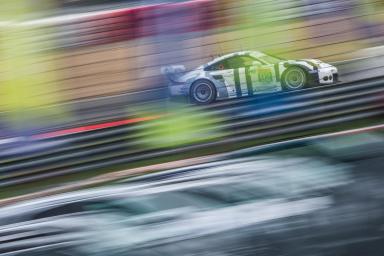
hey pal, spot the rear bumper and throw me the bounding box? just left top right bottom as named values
left=169, top=84, right=189, bottom=96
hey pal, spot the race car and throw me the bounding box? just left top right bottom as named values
left=161, top=51, right=338, bottom=104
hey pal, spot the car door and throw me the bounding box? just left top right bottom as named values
left=206, top=55, right=280, bottom=98
left=227, top=56, right=255, bottom=97
left=220, top=55, right=276, bottom=97
left=207, top=55, right=261, bottom=98
left=206, top=59, right=238, bottom=98
left=248, top=59, right=280, bottom=94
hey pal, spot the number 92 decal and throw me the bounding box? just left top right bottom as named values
left=258, top=69, right=273, bottom=83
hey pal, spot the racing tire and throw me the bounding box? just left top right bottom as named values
left=190, top=80, right=217, bottom=104
left=282, top=66, right=307, bottom=91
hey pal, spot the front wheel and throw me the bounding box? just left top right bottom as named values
left=190, top=80, right=216, bottom=104
left=282, top=67, right=307, bottom=90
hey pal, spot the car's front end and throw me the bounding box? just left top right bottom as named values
left=300, top=59, right=339, bottom=86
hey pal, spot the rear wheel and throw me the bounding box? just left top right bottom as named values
left=282, top=67, right=307, bottom=90
left=190, top=80, right=216, bottom=104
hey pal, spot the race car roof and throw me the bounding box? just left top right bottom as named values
left=205, top=51, right=266, bottom=67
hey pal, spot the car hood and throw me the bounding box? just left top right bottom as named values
left=299, top=59, right=335, bottom=69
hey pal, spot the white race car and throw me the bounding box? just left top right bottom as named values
left=162, top=51, right=338, bottom=104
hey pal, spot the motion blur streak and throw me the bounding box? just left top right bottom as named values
left=137, top=105, right=225, bottom=148
left=1, top=1, right=384, bottom=255
left=32, top=115, right=162, bottom=139
left=1, top=129, right=384, bottom=255
left=0, top=0, right=383, bottom=133
left=0, top=0, right=68, bottom=139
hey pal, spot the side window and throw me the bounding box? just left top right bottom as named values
left=205, top=55, right=262, bottom=71
left=32, top=202, right=85, bottom=220
left=206, top=60, right=228, bottom=71
left=83, top=199, right=140, bottom=215
left=183, top=183, right=278, bottom=205
left=32, top=199, right=127, bottom=220
left=225, top=56, right=260, bottom=69
left=231, top=55, right=261, bottom=68
left=226, top=56, right=246, bottom=69
left=242, top=56, right=261, bottom=67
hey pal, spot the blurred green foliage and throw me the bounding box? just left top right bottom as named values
left=136, top=104, right=225, bottom=148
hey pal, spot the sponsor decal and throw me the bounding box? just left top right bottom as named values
left=258, top=68, right=273, bottom=83
left=245, top=67, right=253, bottom=96
left=274, top=64, right=280, bottom=82
left=234, top=69, right=242, bottom=97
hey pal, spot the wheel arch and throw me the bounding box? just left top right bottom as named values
left=189, top=78, right=217, bottom=104
left=189, top=78, right=216, bottom=95
left=282, top=63, right=311, bottom=74
left=281, top=65, right=309, bottom=90
left=281, top=64, right=310, bottom=81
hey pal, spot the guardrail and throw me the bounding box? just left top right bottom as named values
left=1, top=76, right=383, bottom=187
left=3, top=53, right=384, bottom=137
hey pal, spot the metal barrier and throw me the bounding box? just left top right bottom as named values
left=0, top=76, right=383, bottom=187
left=2, top=53, right=384, bottom=136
